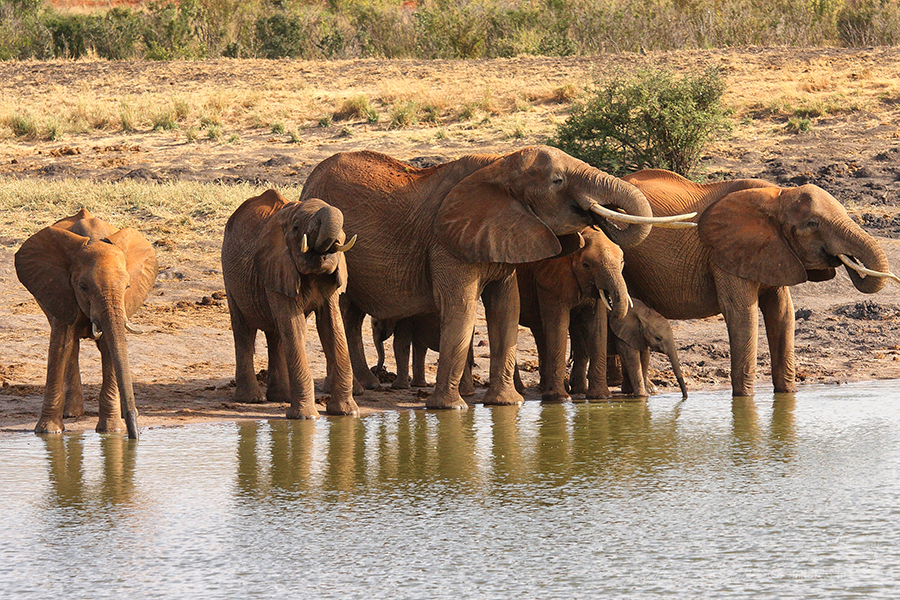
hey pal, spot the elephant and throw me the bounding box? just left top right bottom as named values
left=620, top=168, right=899, bottom=397
left=515, top=226, right=631, bottom=402
left=606, top=298, right=688, bottom=398
left=14, top=209, right=158, bottom=439
left=221, top=189, right=359, bottom=419
left=371, top=314, right=476, bottom=395
left=300, top=145, right=693, bottom=410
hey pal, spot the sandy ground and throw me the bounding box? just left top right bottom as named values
left=2, top=48, right=900, bottom=433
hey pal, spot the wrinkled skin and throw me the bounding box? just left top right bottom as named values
left=516, top=227, right=629, bottom=402
left=371, top=314, right=476, bottom=395
left=622, top=169, right=894, bottom=396
left=15, top=209, right=158, bottom=439
left=221, top=190, right=358, bottom=419
left=608, top=299, right=687, bottom=398
left=302, top=146, right=655, bottom=410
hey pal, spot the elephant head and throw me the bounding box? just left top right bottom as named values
left=610, top=299, right=687, bottom=399
left=699, top=183, right=898, bottom=293
left=571, top=226, right=631, bottom=320
left=15, top=222, right=158, bottom=439
left=259, top=195, right=356, bottom=297
left=436, top=145, right=694, bottom=264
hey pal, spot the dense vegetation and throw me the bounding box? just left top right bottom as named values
left=549, top=67, right=731, bottom=178
left=1, top=0, right=898, bottom=61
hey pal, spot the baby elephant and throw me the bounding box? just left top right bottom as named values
left=608, top=299, right=687, bottom=398
left=371, top=314, right=475, bottom=395
left=15, top=209, right=158, bottom=439
left=222, top=189, right=358, bottom=419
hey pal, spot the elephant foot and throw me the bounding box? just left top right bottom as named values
left=352, top=377, right=365, bottom=395
left=266, top=389, right=290, bottom=404
left=646, top=382, right=658, bottom=395
left=459, top=379, right=475, bottom=397
left=411, top=377, right=429, bottom=388
left=426, top=390, right=469, bottom=410
left=541, top=391, right=571, bottom=403
left=286, top=402, right=320, bottom=419
left=585, top=385, right=611, bottom=400
left=64, top=396, right=85, bottom=418
left=355, top=367, right=381, bottom=391
left=569, top=378, right=588, bottom=395
left=482, top=386, right=524, bottom=406
left=391, top=377, right=411, bottom=390
left=233, top=383, right=265, bottom=404
left=35, top=416, right=64, bottom=434
left=96, top=417, right=126, bottom=434
left=326, top=397, right=359, bottom=416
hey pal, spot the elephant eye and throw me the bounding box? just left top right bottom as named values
left=581, top=261, right=591, bottom=269
left=79, top=282, right=88, bottom=291
left=806, top=219, right=819, bottom=229
left=551, top=175, right=564, bottom=186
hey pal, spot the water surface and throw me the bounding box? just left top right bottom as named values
left=1, top=381, right=899, bottom=598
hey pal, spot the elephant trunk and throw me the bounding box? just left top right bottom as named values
left=99, top=307, right=139, bottom=439
left=573, top=170, right=653, bottom=248
left=831, top=218, right=891, bottom=294
left=667, top=347, right=688, bottom=399
left=600, top=273, right=631, bottom=321
left=310, top=206, right=345, bottom=254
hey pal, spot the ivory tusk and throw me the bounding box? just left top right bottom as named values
left=125, top=321, right=144, bottom=334
left=838, top=254, right=900, bottom=285
left=589, top=204, right=697, bottom=228
left=627, top=292, right=634, bottom=310
left=301, top=234, right=309, bottom=254
left=91, top=322, right=102, bottom=340
left=601, top=290, right=613, bottom=312
left=334, top=234, right=357, bottom=253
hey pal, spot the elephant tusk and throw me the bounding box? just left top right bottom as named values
left=601, top=289, right=613, bottom=312
left=125, top=321, right=144, bottom=334
left=838, top=254, right=900, bottom=285
left=589, top=204, right=697, bottom=228
left=333, top=234, right=357, bottom=253
left=301, top=233, right=309, bottom=254
left=91, top=322, right=102, bottom=340
left=627, top=292, right=634, bottom=310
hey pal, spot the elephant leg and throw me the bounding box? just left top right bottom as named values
left=315, top=293, right=359, bottom=416
left=459, top=341, right=475, bottom=397
left=342, top=296, right=380, bottom=390
left=228, top=297, right=264, bottom=404
left=641, top=349, right=656, bottom=395
left=264, top=330, right=290, bottom=404
left=760, top=286, right=797, bottom=394
left=36, top=321, right=77, bottom=434
left=535, top=292, right=571, bottom=403
left=410, top=340, right=430, bottom=388
left=568, top=311, right=590, bottom=395
left=585, top=304, right=610, bottom=399
left=617, top=340, right=647, bottom=397
left=530, top=325, right=549, bottom=393
left=391, top=321, right=413, bottom=389
left=268, top=295, right=318, bottom=419
left=715, top=270, right=761, bottom=397
left=95, top=336, right=126, bottom=434
left=481, top=273, right=525, bottom=406
left=428, top=276, right=480, bottom=410
left=63, top=338, right=84, bottom=418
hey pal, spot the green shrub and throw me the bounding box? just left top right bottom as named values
left=549, top=67, right=731, bottom=178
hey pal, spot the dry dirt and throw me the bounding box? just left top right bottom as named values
left=2, top=48, right=900, bottom=433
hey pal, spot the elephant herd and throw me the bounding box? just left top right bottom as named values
left=15, top=146, right=898, bottom=440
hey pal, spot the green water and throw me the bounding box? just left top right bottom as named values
left=1, top=382, right=899, bottom=598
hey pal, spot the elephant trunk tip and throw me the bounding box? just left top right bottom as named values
left=125, top=410, right=139, bottom=440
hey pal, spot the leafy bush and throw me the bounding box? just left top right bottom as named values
left=549, top=67, right=731, bottom=178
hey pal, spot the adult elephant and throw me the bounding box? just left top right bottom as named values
left=15, top=209, right=158, bottom=439
left=621, top=169, right=898, bottom=397
left=222, top=190, right=358, bottom=419
left=516, top=226, right=630, bottom=402
left=301, top=146, right=692, bottom=410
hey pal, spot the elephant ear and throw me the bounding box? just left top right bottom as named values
left=699, top=187, right=808, bottom=287
left=15, top=226, right=88, bottom=324
left=610, top=309, right=646, bottom=351
left=256, top=207, right=303, bottom=297
left=107, top=228, right=159, bottom=317
left=435, top=158, right=563, bottom=264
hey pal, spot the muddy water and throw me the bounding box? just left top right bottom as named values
left=1, top=381, right=899, bottom=598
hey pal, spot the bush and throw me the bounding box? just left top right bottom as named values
left=548, top=67, right=731, bottom=178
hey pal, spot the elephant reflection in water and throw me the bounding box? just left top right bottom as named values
left=730, top=394, right=797, bottom=464
left=42, top=434, right=137, bottom=509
